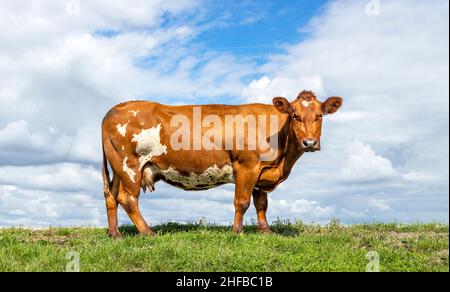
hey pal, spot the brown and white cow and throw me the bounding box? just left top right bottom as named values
left=101, top=90, right=342, bottom=237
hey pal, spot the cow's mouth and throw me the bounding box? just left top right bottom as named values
left=303, top=148, right=318, bottom=153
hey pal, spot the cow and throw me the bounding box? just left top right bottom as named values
left=101, top=90, right=343, bottom=238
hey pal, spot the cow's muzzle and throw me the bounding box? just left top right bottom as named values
left=301, top=139, right=320, bottom=152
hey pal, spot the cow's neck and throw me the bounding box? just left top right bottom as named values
left=256, top=117, right=304, bottom=192
left=278, top=117, right=303, bottom=178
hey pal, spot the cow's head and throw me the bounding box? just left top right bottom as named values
left=273, top=91, right=343, bottom=152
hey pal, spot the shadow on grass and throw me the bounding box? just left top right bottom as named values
left=118, top=220, right=303, bottom=237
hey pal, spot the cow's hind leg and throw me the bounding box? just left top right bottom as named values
left=104, top=173, right=121, bottom=238
left=103, top=153, right=122, bottom=238
left=117, top=181, right=155, bottom=236
left=252, top=189, right=272, bottom=234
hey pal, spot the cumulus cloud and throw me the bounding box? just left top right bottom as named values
left=0, top=185, right=103, bottom=227
left=0, top=163, right=103, bottom=227
left=0, top=120, right=101, bottom=165
left=0, top=0, right=197, bottom=48
left=0, top=163, right=102, bottom=192
left=242, top=75, right=326, bottom=103
left=0, top=120, right=47, bottom=151
left=340, top=141, right=398, bottom=183
left=269, top=198, right=335, bottom=222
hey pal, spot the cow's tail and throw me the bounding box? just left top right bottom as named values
left=102, top=142, right=111, bottom=194
left=101, top=121, right=115, bottom=195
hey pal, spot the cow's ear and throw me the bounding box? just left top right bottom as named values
left=322, top=97, right=343, bottom=115
left=273, top=97, right=292, bottom=115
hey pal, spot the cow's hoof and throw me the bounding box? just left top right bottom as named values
left=258, top=223, right=272, bottom=234
left=108, top=230, right=123, bottom=239
left=259, top=228, right=273, bottom=234
left=232, top=226, right=244, bottom=234
left=140, top=230, right=157, bottom=237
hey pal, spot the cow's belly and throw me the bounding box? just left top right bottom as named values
left=142, top=164, right=235, bottom=191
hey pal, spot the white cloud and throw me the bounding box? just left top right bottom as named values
left=0, top=163, right=102, bottom=192
left=243, top=75, right=326, bottom=103
left=0, top=120, right=101, bottom=164
left=0, top=185, right=102, bottom=227
left=0, top=120, right=47, bottom=151
left=369, top=198, right=391, bottom=212
left=0, top=0, right=197, bottom=49
left=402, top=171, right=442, bottom=184
left=327, top=110, right=368, bottom=123
left=340, top=141, right=398, bottom=183
left=269, top=198, right=335, bottom=223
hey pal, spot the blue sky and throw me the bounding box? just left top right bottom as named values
left=0, top=0, right=448, bottom=227
left=194, top=0, right=329, bottom=88
left=197, top=1, right=327, bottom=55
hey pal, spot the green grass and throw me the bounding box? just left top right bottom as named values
left=0, top=220, right=448, bottom=272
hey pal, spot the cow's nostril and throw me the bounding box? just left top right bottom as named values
left=303, top=140, right=318, bottom=149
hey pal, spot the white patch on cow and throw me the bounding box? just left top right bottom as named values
left=116, top=123, right=129, bottom=137
left=129, top=110, right=139, bottom=117
left=122, top=157, right=136, bottom=183
left=301, top=100, right=313, bottom=108
left=132, top=124, right=167, bottom=170
left=121, top=145, right=125, bottom=151
left=157, top=164, right=235, bottom=190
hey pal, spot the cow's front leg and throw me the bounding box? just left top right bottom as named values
left=117, top=182, right=155, bottom=236
left=252, top=188, right=272, bottom=233
left=233, top=165, right=260, bottom=234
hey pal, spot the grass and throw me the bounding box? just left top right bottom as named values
left=0, top=220, right=448, bottom=272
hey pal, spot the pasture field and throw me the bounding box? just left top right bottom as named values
left=0, top=221, right=448, bottom=272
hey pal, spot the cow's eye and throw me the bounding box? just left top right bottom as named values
left=315, top=115, right=323, bottom=121
left=294, top=115, right=302, bottom=122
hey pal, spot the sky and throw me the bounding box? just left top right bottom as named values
left=0, top=0, right=448, bottom=227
